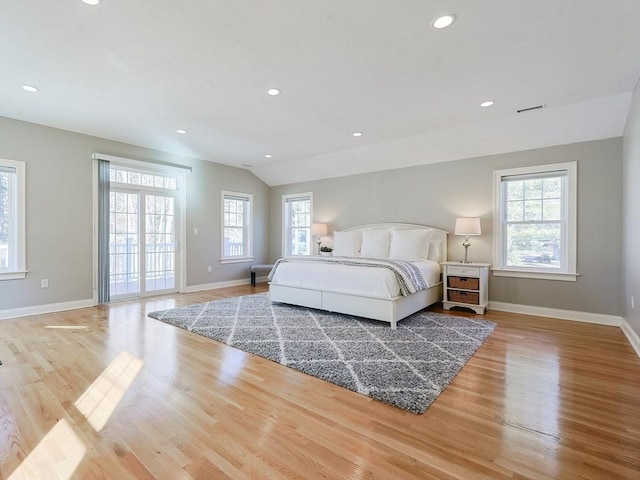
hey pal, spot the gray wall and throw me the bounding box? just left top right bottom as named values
left=0, top=113, right=627, bottom=319
left=0, top=117, right=269, bottom=310
left=622, top=79, right=640, bottom=337
left=270, top=138, right=623, bottom=316
left=185, top=159, right=269, bottom=286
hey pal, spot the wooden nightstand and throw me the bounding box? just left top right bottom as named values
left=441, top=262, right=490, bottom=314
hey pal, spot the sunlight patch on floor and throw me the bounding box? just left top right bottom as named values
left=74, top=351, right=144, bottom=432
left=8, top=419, right=86, bottom=480
left=8, top=351, right=144, bottom=478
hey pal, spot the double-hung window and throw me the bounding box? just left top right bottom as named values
left=221, top=191, right=253, bottom=263
left=493, top=162, right=577, bottom=281
left=0, top=158, right=26, bottom=280
left=282, top=193, right=312, bottom=256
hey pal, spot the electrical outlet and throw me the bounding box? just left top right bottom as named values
left=632, top=296, right=636, bottom=310
left=41, top=279, right=49, bottom=288
left=193, top=228, right=198, bottom=235
left=207, top=266, right=212, bottom=273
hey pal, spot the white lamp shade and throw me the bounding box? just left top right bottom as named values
left=312, top=223, right=328, bottom=236
left=454, top=217, right=481, bottom=236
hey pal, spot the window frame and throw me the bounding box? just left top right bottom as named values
left=220, top=190, right=253, bottom=264
left=492, top=161, right=578, bottom=281
left=0, top=158, right=26, bottom=280
left=282, top=192, right=313, bottom=257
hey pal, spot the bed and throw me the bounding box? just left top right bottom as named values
left=268, top=223, right=447, bottom=328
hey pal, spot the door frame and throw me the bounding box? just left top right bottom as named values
left=92, top=154, right=189, bottom=304
left=109, top=187, right=180, bottom=300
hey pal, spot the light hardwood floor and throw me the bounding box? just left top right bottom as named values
left=1, top=284, right=639, bottom=479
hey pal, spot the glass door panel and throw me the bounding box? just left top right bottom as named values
left=144, top=194, right=176, bottom=293
left=109, top=191, right=140, bottom=297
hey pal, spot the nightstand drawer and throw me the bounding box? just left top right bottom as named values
left=447, top=266, right=480, bottom=276
left=448, top=290, right=479, bottom=305
left=448, top=276, right=479, bottom=290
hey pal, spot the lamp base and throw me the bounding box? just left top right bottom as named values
left=460, top=238, right=471, bottom=263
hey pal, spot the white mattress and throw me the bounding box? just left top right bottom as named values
left=269, top=259, right=441, bottom=299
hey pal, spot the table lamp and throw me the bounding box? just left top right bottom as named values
left=312, top=223, right=328, bottom=254
left=454, top=217, right=481, bottom=263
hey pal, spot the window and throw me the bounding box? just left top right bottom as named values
left=221, top=191, right=253, bottom=263
left=110, top=166, right=178, bottom=190
left=282, top=193, right=312, bottom=256
left=493, top=162, right=577, bottom=281
left=0, top=159, right=26, bottom=280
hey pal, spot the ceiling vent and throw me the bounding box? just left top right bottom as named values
left=517, top=105, right=545, bottom=113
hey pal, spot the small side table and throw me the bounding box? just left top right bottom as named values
left=441, top=262, right=490, bottom=314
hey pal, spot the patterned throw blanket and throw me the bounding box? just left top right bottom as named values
left=268, top=256, right=428, bottom=296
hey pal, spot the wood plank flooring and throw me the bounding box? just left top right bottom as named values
left=1, top=284, right=638, bottom=479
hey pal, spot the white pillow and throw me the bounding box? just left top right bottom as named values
left=361, top=229, right=391, bottom=259
left=388, top=229, right=434, bottom=262
left=427, top=239, right=442, bottom=262
left=332, top=230, right=361, bottom=257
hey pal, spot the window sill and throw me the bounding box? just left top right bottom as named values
left=0, top=271, right=27, bottom=281
left=220, top=257, right=254, bottom=265
left=492, top=268, right=579, bottom=282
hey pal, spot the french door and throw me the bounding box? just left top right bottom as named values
left=109, top=189, right=178, bottom=299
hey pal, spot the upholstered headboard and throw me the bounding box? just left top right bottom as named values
left=339, top=222, right=448, bottom=263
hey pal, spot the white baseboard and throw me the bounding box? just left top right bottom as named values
left=621, top=318, right=640, bottom=357
left=489, top=301, right=622, bottom=326
left=183, top=276, right=269, bottom=293
left=0, top=298, right=96, bottom=320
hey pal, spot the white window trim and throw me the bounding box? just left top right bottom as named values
left=282, top=192, right=313, bottom=257
left=0, top=158, right=26, bottom=280
left=220, top=190, right=253, bottom=264
left=492, top=161, right=578, bottom=282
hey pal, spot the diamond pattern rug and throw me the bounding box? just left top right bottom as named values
left=148, top=293, right=495, bottom=414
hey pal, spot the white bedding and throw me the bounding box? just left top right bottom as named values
left=269, top=258, right=441, bottom=299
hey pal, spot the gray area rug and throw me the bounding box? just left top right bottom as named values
left=148, top=293, right=495, bottom=414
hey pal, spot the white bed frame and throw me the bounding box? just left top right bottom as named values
left=269, top=223, right=448, bottom=329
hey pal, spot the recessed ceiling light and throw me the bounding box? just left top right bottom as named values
left=176, top=129, right=187, bottom=134
left=264, top=154, right=272, bottom=158
left=432, top=14, right=456, bottom=29
left=22, top=85, right=39, bottom=93
left=352, top=132, right=363, bottom=137
left=81, top=0, right=101, bottom=5
left=266, top=88, right=280, bottom=96
left=480, top=101, right=495, bottom=107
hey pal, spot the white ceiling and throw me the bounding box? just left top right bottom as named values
left=1, top=0, right=638, bottom=186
